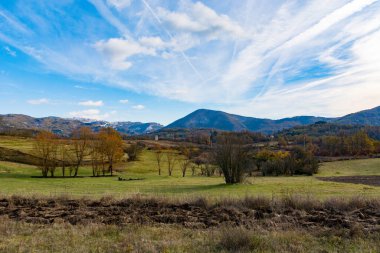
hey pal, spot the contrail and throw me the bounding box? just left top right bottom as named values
left=140, top=0, right=205, bottom=81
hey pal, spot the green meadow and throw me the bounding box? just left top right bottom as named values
left=1, top=148, right=380, bottom=199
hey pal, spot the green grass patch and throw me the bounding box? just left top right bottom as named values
left=0, top=136, right=35, bottom=154
left=1, top=150, right=380, bottom=199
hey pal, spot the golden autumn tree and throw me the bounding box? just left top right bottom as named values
left=98, top=127, right=124, bottom=176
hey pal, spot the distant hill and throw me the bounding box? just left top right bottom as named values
left=165, top=106, right=380, bottom=134
left=278, top=122, right=380, bottom=140
left=335, top=106, right=380, bottom=126
left=2, top=105, right=380, bottom=136
left=165, top=109, right=331, bottom=133
left=0, top=114, right=163, bottom=136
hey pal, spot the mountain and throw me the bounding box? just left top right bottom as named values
left=166, top=106, right=380, bottom=134
left=0, top=114, right=163, bottom=136
left=335, top=106, right=380, bottom=126
left=165, top=109, right=331, bottom=133
left=2, top=106, right=380, bottom=136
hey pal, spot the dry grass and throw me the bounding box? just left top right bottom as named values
left=0, top=216, right=379, bottom=253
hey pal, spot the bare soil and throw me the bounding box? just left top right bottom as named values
left=0, top=197, right=379, bottom=233
left=318, top=176, right=380, bottom=187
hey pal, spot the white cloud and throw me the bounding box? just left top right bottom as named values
left=132, top=104, right=145, bottom=110
left=3, top=0, right=380, bottom=120
left=107, top=0, right=132, bottom=10
left=78, top=100, right=104, bottom=106
left=139, top=36, right=167, bottom=49
left=119, top=99, right=129, bottom=104
left=95, top=38, right=156, bottom=70
left=157, top=2, right=245, bottom=40
left=69, top=109, right=110, bottom=120
left=27, top=98, right=49, bottom=105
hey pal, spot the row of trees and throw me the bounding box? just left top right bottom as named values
left=33, top=127, right=125, bottom=177
left=151, top=133, right=319, bottom=184
left=154, top=150, right=193, bottom=177
left=279, top=130, right=380, bottom=157
left=317, top=131, right=378, bottom=156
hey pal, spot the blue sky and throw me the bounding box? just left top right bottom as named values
left=1, top=0, right=380, bottom=125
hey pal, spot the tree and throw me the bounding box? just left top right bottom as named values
left=179, top=159, right=191, bottom=177
left=57, top=140, right=72, bottom=177
left=154, top=149, right=164, bottom=175
left=98, top=128, right=124, bottom=176
left=89, top=135, right=105, bottom=176
left=33, top=131, right=58, bottom=177
left=214, top=134, right=250, bottom=184
left=71, top=127, right=93, bottom=177
left=166, top=151, right=177, bottom=176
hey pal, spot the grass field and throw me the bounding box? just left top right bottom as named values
left=1, top=148, right=380, bottom=199
left=1, top=137, right=380, bottom=253
left=0, top=136, right=35, bottom=154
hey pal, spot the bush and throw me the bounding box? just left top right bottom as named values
left=260, top=148, right=319, bottom=176
left=125, top=143, right=143, bottom=161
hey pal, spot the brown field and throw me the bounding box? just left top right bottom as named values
left=1, top=195, right=380, bottom=232
left=318, top=175, right=380, bottom=186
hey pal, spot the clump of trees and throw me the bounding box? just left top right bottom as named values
left=257, top=147, right=319, bottom=176
left=318, top=131, right=376, bottom=156
left=33, top=127, right=124, bottom=177
left=124, top=142, right=143, bottom=161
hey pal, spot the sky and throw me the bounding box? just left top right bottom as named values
left=0, top=0, right=380, bottom=125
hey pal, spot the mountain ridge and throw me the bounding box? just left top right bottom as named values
left=165, top=106, right=380, bottom=133
left=2, top=105, right=380, bottom=136
left=0, top=114, right=163, bottom=136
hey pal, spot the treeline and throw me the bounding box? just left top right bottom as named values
left=279, top=122, right=380, bottom=140
left=142, top=129, right=269, bottom=145
left=33, top=127, right=125, bottom=177
left=281, top=130, right=380, bottom=156
left=151, top=133, right=319, bottom=184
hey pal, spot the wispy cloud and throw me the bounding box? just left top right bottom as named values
left=95, top=38, right=156, bottom=70
left=107, top=0, right=132, bottom=10
left=132, top=104, right=145, bottom=110
left=119, top=99, right=129, bottom=104
left=78, top=100, right=104, bottom=107
left=2, top=0, right=380, bottom=119
left=4, top=46, right=16, bottom=57
left=27, top=98, right=49, bottom=105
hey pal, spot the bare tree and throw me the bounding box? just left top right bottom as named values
left=154, top=149, right=164, bottom=175
left=179, top=159, right=191, bottom=177
left=57, top=140, right=71, bottom=177
left=89, top=135, right=103, bottom=177
left=190, top=164, right=197, bottom=176
left=214, top=134, right=250, bottom=184
left=33, top=131, right=58, bottom=177
left=166, top=151, right=177, bottom=176
left=71, top=127, right=93, bottom=177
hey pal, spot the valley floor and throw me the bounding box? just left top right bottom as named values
left=1, top=136, right=380, bottom=252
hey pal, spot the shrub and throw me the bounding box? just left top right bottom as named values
left=125, top=143, right=143, bottom=161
